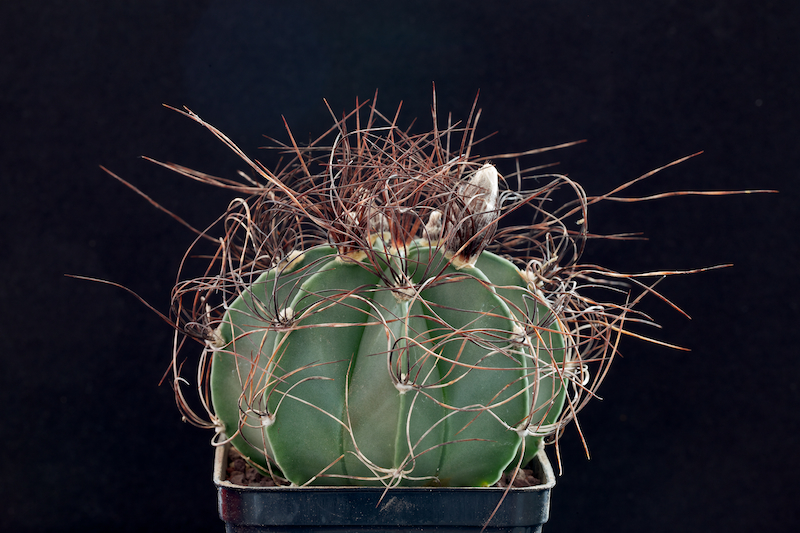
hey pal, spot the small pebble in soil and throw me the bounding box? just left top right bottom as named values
left=226, top=448, right=285, bottom=487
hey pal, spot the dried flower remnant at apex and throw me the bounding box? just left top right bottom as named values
left=154, top=97, right=726, bottom=488
left=444, top=163, right=501, bottom=269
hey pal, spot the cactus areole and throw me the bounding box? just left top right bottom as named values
left=166, top=100, right=630, bottom=489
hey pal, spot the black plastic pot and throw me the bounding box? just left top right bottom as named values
left=214, top=444, right=555, bottom=532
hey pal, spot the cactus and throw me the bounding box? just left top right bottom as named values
left=209, top=166, right=568, bottom=487
left=163, top=99, right=649, bottom=488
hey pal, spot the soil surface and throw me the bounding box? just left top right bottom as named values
left=226, top=448, right=541, bottom=488
left=226, top=448, right=286, bottom=487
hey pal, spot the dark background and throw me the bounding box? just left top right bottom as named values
left=2, top=1, right=797, bottom=532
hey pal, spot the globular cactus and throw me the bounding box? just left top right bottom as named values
left=210, top=166, right=568, bottom=487
left=164, top=99, right=634, bottom=488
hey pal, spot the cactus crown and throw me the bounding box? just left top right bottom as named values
left=161, top=97, right=670, bottom=487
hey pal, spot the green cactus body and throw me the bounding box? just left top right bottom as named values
left=210, top=238, right=567, bottom=487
